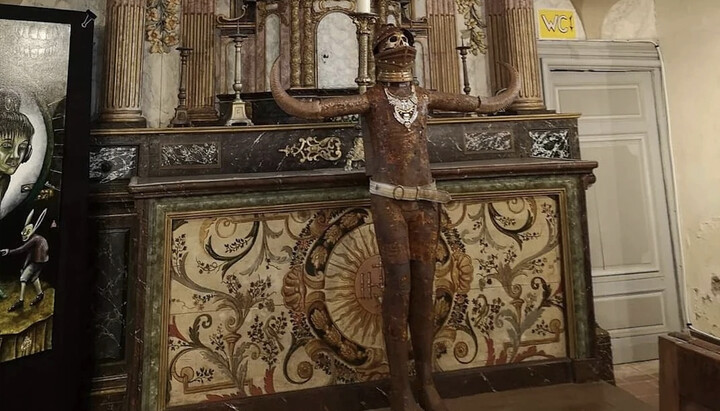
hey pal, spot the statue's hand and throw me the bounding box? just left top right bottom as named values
left=0, top=249, right=8, bottom=257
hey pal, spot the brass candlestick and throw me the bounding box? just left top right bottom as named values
left=351, top=12, right=378, bottom=94
left=170, top=46, right=193, bottom=127
left=225, top=33, right=253, bottom=126
left=456, top=42, right=472, bottom=95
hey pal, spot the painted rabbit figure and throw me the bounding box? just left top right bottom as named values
left=1, top=208, right=49, bottom=312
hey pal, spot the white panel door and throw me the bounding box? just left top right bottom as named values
left=546, top=70, right=681, bottom=363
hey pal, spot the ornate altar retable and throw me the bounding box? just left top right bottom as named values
left=87, top=113, right=609, bottom=410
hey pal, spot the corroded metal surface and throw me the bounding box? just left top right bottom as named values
left=270, top=23, right=522, bottom=411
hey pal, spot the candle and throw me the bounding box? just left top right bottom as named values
left=357, top=0, right=371, bottom=13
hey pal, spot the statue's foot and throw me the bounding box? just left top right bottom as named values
left=390, top=400, right=423, bottom=411
left=388, top=388, right=423, bottom=411
left=418, top=384, right=449, bottom=411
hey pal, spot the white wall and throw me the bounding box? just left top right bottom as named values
left=570, top=0, right=657, bottom=40
left=655, top=0, right=720, bottom=338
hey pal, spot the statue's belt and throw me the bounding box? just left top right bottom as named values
left=369, top=180, right=452, bottom=204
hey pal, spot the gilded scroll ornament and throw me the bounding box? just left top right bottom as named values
left=455, top=0, right=488, bottom=55
left=279, top=137, right=343, bottom=163
left=146, top=0, right=181, bottom=53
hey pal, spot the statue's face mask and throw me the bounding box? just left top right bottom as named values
left=374, top=29, right=416, bottom=83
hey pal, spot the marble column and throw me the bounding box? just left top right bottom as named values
left=485, top=0, right=546, bottom=111
left=99, top=0, right=147, bottom=128
left=427, top=0, right=461, bottom=93
left=182, top=0, right=219, bottom=123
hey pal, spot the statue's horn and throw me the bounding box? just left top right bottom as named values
left=478, top=62, right=522, bottom=114
left=270, top=59, right=323, bottom=120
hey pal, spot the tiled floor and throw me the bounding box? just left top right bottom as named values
left=615, top=360, right=660, bottom=410
left=370, top=382, right=653, bottom=411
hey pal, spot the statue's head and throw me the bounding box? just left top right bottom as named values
left=0, top=88, right=34, bottom=176
left=373, top=24, right=416, bottom=83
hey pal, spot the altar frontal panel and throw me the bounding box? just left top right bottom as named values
left=159, top=192, right=573, bottom=408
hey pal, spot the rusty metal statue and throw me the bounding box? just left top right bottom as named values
left=271, top=24, right=520, bottom=411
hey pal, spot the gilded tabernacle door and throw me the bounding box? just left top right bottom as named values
left=140, top=176, right=589, bottom=410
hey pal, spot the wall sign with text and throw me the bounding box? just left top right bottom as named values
left=538, top=9, right=578, bottom=40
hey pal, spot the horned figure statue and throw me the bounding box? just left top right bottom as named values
left=271, top=24, right=520, bottom=411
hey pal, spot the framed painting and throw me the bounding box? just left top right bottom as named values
left=0, top=4, right=94, bottom=409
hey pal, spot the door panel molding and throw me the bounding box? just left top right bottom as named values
left=539, top=40, right=684, bottom=363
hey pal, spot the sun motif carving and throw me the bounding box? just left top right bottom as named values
left=324, top=224, right=384, bottom=347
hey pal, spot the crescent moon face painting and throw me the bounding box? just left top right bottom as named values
left=0, top=18, right=70, bottom=363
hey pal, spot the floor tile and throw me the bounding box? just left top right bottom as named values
left=369, top=382, right=653, bottom=411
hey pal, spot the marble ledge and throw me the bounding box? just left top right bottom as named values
left=90, top=113, right=582, bottom=136
left=159, top=359, right=586, bottom=411
left=127, top=158, right=598, bottom=199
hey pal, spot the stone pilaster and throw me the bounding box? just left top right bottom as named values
left=427, top=0, right=461, bottom=93
left=485, top=0, right=546, bottom=112
left=99, top=0, right=147, bottom=128
left=182, top=0, right=219, bottom=123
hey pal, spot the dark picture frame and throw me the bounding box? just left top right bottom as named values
left=0, top=4, right=93, bottom=409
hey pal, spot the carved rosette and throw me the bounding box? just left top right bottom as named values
left=279, top=137, right=343, bottom=163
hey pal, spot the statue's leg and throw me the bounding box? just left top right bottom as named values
left=371, top=196, right=422, bottom=411
left=408, top=202, right=448, bottom=411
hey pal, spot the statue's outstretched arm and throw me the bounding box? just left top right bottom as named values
left=270, top=59, right=370, bottom=120
left=428, top=63, right=521, bottom=114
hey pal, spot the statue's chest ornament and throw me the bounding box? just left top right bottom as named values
left=384, top=86, right=419, bottom=130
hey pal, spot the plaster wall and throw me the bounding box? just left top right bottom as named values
left=655, top=0, right=720, bottom=338
left=571, top=0, right=617, bottom=39
left=570, top=0, right=657, bottom=40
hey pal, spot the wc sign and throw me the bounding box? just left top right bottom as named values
left=537, top=9, right=578, bottom=39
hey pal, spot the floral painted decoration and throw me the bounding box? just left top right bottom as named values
left=146, top=0, right=181, bottom=53
left=456, top=0, right=488, bottom=55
